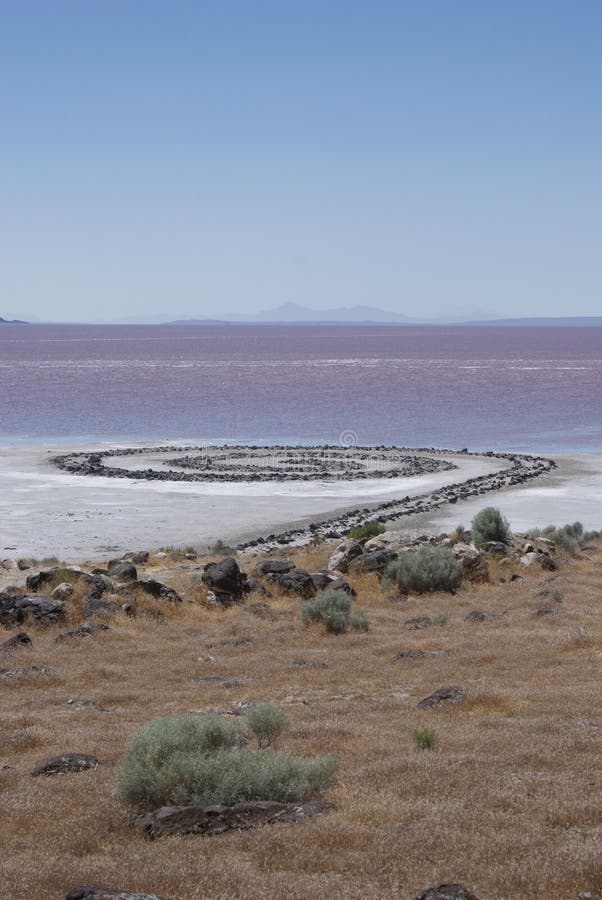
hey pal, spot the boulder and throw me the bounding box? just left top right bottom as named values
left=122, top=550, right=150, bottom=565
left=31, top=753, right=99, bottom=776
left=135, top=579, right=182, bottom=603
left=201, top=558, right=248, bottom=604
left=246, top=577, right=271, bottom=598
left=0, top=631, right=32, bottom=651
left=52, top=582, right=75, bottom=602
left=107, top=561, right=137, bottom=581
left=417, top=686, right=466, bottom=709
left=309, top=572, right=333, bottom=590
left=349, top=549, right=397, bottom=572
left=0, top=593, right=65, bottom=626
left=84, top=597, right=119, bottom=617
left=265, top=567, right=316, bottom=598
left=132, top=799, right=335, bottom=839
left=452, top=542, right=488, bottom=582
left=65, top=886, right=180, bottom=900
left=413, top=886, right=480, bottom=900
left=327, top=578, right=356, bottom=597
left=253, top=559, right=295, bottom=576
left=326, top=539, right=362, bottom=573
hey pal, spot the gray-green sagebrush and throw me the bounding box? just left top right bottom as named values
left=117, top=712, right=337, bottom=810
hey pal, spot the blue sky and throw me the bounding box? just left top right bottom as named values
left=1, top=1, right=601, bottom=321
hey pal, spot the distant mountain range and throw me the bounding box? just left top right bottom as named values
left=3, top=306, right=602, bottom=327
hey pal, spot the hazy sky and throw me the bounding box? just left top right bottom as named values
left=1, top=1, right=601, bottom=321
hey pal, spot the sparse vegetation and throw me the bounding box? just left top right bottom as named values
left=411, top=727, right=438, bottom=750
left=471, top=506, right=509, bottom=547
left=529, top=521, right=602, bottom=557
left=301, top=588, right=369, bottom=634
left=117, top=711, right=336, bottom=810
left=346, top=521, right=386, bottom=541
left=245, top=702, right=289, bottom=748
left=210, top=539, right=237, bottom=555
left=385, top=545, right=462, bottom=594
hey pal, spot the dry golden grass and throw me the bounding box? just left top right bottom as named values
left=1, top=544, right=601, bottom=900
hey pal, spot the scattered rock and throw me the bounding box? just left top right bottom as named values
left=65, top=886, right=180, bottom=900
left=327, top=578, right=356, bottom=597
left=84, top=597, right=119, bottom=618
left=0, top=593, right=65, bottom=626
left=122, top=550, right=150, bottom=565
left=327, top=539, right=363, bottom=573
left=56, top=623, right=111, bottom=643
left=413, top=885, right=480, bottom=900
left=132, top=799, right=335, bottom=839
left=254, top=559, right=295, bottom=576
left=52, top=582, right=75, bottom=601
left=0, top=664, right=56, bottom=678
left=417, top=686, right=466, bottom=709
left=31, top=753, right=99, bottom=776
left=405, top=616, right=433, bottom=631
left=201, top=558, right=248, bottom=604
left=246, top=577, right=271, bottom=598
left=107, top=561, right=137, bottom=581
left=349, top=549, right=397, bottom=572
left=452, top=542, right=488, bottom=582
left=0, top=631, right=32, bottom=651
left=67, top=698, right=97, bottom=708
left=465, top=609, right=498, bottom=622
left=392, top=649, right=427, bottom=660
left=135, top=579, right=182, bottom=603
left=266, top=567, right=316, bottom=598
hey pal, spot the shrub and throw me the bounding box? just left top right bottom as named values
left=117, top=712, right=337, bottom=811
left=301, top=589, right=369, bottom=634
left=529, top=522, right=602, bottom=557
left=346, top=521, right=386, bottom=541
left=471, top=507, right=509, bottom=547
left=411, top=727, right=438, bottom=750
left=210, top=539, right=236, bottom=555
left=245, top=703, right=289, bottom=748
left=385, top=546, right=462, bottom=594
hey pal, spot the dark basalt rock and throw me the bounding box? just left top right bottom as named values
left=201, top=558, right=248, bottom=603
left=327, top=578, right=356, bottom=597
left=65, top=886, right=181, bottom=900
left=0, top=593, right=64, bottom=626
left=56, top=623, right=111, bottom=643
left=265, top=567, right=316, bottom=598
left=31, top=753, right=99, bottom=776
left=132, top=799, right=335, bottom=839
left=393, top=649, right=427, bottom=661
left=413, top=885, right=480, bottom=900
left=417, top=686, right=466, bottom=709
left=405, top=616, right=433, bottom=631
left=135, top=579, right=182, bottom=603
left=84, top=598, right=119, bottom=617
left=348, top=549, right=398, bottom=572
left=0, top=631, right=32, bottom=651
left=254, top=559, right=295, bottom=576
left=107, top=560, right=137, bottom=581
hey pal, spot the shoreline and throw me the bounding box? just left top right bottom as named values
left=0, top=442, right=600, bottom=562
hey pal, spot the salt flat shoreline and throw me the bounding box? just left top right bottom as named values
left=0, top=442, right=600, bottom=562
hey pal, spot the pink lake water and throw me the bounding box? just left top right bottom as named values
left=1, top=324, right=600, bottom=453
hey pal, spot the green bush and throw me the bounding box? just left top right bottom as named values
left=385, top=545, right=462, bottom=594
left=117, top=712, right=337, bottom=811
left=471, top=507, right=510, bottom=547
left=210, top=539, right=237, bottom=555
left=301, top=589, right=369, bottom=634
left=411, top=727, right=438, bottom=750
left=346, top=521, right=386, bottom=541
left=245, top=703, right=289, bottom=748
left=529, top=521, right=602, bottom=557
